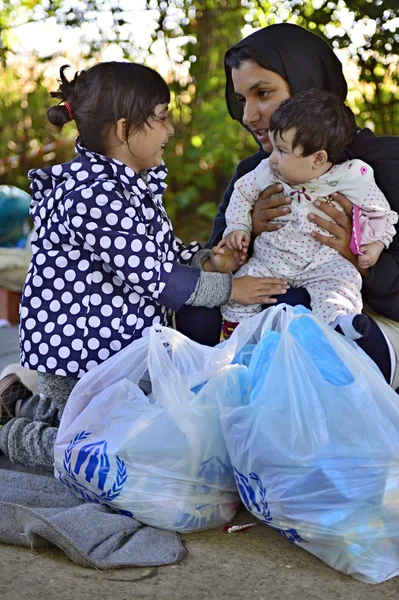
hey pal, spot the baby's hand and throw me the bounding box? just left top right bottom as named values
left=207, top=242, right=247, bottom=273
left=358, top=241, right=385, bottom=269
left=224, top=230, right=250, bottom=252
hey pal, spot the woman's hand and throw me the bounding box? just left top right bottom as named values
left=231, top=276, right=289, bottom=305
left=308, top=192, right=370, bottom=278
left=252, top=183, right=292, bottom=237
left=308, top=192, right=353, bottom=260
left=205, top=243, right=247, bottom=274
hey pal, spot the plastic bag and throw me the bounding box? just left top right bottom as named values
left=54, top=314, right=270, bottom=532
left=219, top=305, right=399, bottom=584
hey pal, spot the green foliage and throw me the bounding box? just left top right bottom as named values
left=0, top=0, right=398, bottom=243
left=147, top=0, right=259, bottom=240
left=298, top=0, right=399, bottom=135
left=251, top=0, right=399, bottom=135
left=0, top=63, right=76, bottom=191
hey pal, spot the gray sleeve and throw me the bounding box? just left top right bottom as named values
left=190, top=249, right=212, bottom=269
left=185, top=270, right=232, bottom=308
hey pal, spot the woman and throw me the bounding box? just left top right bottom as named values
left=183, top=23, right=399, bottom=387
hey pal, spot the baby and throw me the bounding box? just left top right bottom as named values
left=217, top=89, right=398, bottom=337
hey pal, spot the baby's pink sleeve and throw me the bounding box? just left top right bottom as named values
left=350, top=206, right=388, bottom=255
left=349, top=170, right=398, bottom=254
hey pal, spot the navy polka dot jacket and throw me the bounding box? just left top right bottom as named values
left=20, top=141, right=201, bottom=378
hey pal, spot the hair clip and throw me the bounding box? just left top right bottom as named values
left=64, top=102, right=74, bottom=121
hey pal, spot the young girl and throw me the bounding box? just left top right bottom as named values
left=217, top=89, right=398, bottom=339
left=0, top=61, right=288, bottom=469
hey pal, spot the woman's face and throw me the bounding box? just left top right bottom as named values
left=232, top=61, right=291, bottom=153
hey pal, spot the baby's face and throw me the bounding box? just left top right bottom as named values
left=269, top=128, right=320, bottom=185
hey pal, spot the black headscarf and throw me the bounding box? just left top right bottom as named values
left=225, top=23, right=357, bottom=133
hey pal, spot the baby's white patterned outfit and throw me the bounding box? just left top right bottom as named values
left=222, top=158, right=398, bottom=324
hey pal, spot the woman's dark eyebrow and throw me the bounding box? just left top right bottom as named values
left=249, top=80, right=271, bottom=91
left=234, top=80, right=271, bottom=98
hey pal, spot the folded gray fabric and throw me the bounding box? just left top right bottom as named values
left=0, top=456, right=186, bottom=568
left=0, top=328, right=186, bottom=568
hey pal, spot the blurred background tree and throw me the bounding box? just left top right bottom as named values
left=0, top=0, right=398, bottom=242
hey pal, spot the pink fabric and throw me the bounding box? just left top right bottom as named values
left=350, top=205, right=387, bottom=255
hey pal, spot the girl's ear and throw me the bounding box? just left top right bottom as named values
left=115, top=118, right=128, bottom=143
left=313, top=149, right=329, bottom=168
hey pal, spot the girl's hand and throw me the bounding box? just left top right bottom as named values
left=252, top=183, right=292, bottom=237
left=230, top=276, right=289, bottom=305
left=308, top=192, right=355, bottom=263
left=205, top=243, right=247, bottom=273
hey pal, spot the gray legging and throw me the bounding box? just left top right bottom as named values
left=0, top=372, right=78, bottom=470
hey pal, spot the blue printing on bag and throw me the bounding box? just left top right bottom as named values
left=59, top=431, right=235, bottom=529
left=233, top=466, right=306, bottom=544
left=58, top=431, right=132, bottom=517
left=199, top=455, right=233, bottom=489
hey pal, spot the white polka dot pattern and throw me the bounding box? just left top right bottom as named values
left=23, top=140, right=201, bottom=378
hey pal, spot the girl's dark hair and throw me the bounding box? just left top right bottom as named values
left=47, top=62, right=170, bottom=155
left=269, top=89, right=351, bottom=163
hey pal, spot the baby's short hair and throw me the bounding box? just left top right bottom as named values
left=269, top=89, right=352, bottom=163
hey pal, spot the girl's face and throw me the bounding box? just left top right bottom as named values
left=119, top=103, right=174, bottom=172
left=232, top=61, right=291, bottom=153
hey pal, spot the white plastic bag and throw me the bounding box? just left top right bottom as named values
left=220, top=305, right=399, bottom=584
left=54, top=315, right=270, bottom=532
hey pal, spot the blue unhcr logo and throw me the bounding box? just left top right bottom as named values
left=198, top=455, right=233, bottom=492
left=172, top=456, right=235, bottom=530
left=233, top=467, right=306, bottom=544
left=59, top=431, right=132, bottom=517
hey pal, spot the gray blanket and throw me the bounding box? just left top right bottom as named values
left=0, top=326, right=186, bottom=568
left=0, top=456, right=185, bottom=567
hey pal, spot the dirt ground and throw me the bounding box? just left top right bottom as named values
left=1, top=505, right=398, bottom=600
